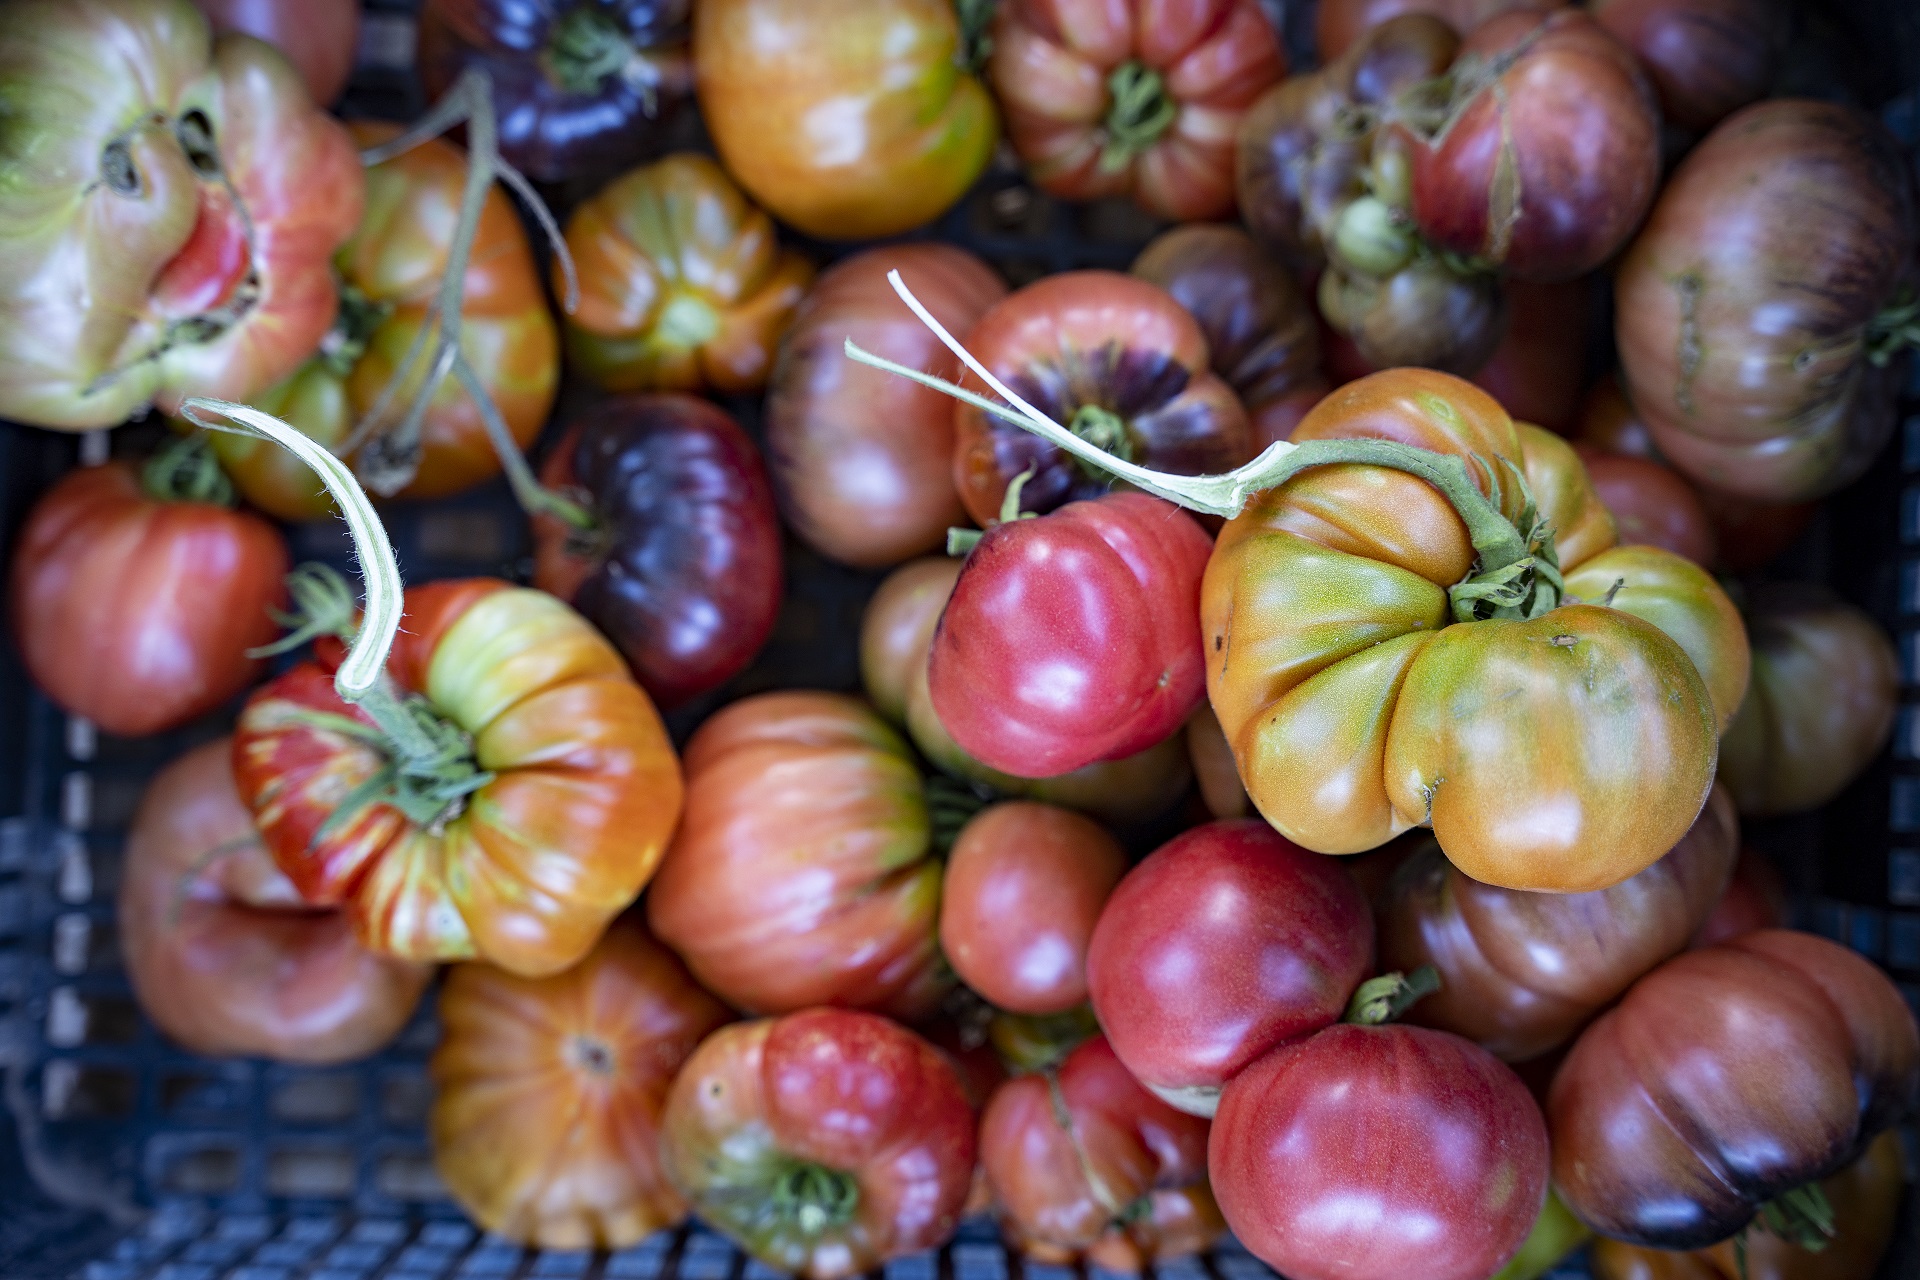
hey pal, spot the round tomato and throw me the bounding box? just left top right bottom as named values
left=234, top=579, right=682, bottom=976
left=1575, top=446, right=1718, bottom=566
left=192, top=0, right=359, bottom=104
left=121, top=737, right=430, bottom=1062
left=1376, top=785, right=1737, bottom=1062
left=769, top=245, right=1006, bottom=568
left=1318, top=255, right=1508, bottom=375
left=646, top=693, right=948, bottom=1019
left=1087, top=820, right=1374, bottom=1115
left=1315, top=0, right=1564, bottom=58
left=860, top=557, right=965, bottom=726
left=693, top=0, right=996, bottom=240
left=10, top=451, right=288, bottom=737
left=0, top=0, right=362, bottom=430
left=1186, top=705, right=1252, bottom=819
left=660, top=1009, right=977, bottom=1279
left=431, top=913, right=731, bottom=1248
left=1550, top=929, right=1920, bottom=1248
left=1691, top=847, right=1788, bottom=949
left=530, top=394, right=783, bottom=708
left=1589, top=0, right=1782, bottom=135
left=1471, top=276, right=1597, bottom=435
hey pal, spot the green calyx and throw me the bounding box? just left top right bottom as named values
left=954, top=0, right=997, bottom=74
left=543, top=7, right=638, bottom=96
left=320, top=284, right=394, bottom=379
left=990, top=1004, right=1101, bottom=1075
left=769, top=1162, right=859, bottom=1237
left=1343, top=966, right=1442, bottom=1025
left=142, top=433, right=237, bottom=507
left=1733, top=1182, right=1835, bottom=1280
left=1068, top=404, right=1134, bottom=466
left=947, top=464, right=1040, bottom=555
left=925, top=772, right=990, bottom=853
left=1100, top=61, right=1177, bottom=173
left=1866, top=292, right=1920, bottom=367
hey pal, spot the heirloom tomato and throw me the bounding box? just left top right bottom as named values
left=981, top=1036, right=1224, bottom=1269
left=769, top=245, right=1006, bottom=568
left=1691, top=847, right=1788, bottom=949
left=1550, top=930, right=1920, bottom=1248
left=860, top=558, right=965, bottom=726
left=988, top=0, right=1284, bottom=221
left=1719, top=585, right=1899, bottom=817
left=1576, top=447, right=1717, bottom=566
left=121, top=738, right=430, bottom=1063
left=646, top=693, right=949, bottom=1020
left=1187, top=705, right=1252, bottom=819
left=1204, top=368, right=1746, bottom=892
left=939, top=802, right=1126, bottom=1016
left=431, top=914, right=731, bottom=1248
left=952, top=272, right=1252, bottom=526
left=561, top=154, right=812, bottom=394
left=693, top=0, right=996, bottom=239
left=1615, top=101, right=1917, bottom=502
left=530, top=395, right=783, bottom=708
left=192, top=0, right=358, bottom=104
left=1211, top=1023, right=1550, bottom=1280
left=1471, top=277, right=1597, bottom=435
left=1589, top=0, right=1783, bottom=135
left=210, top=125, right=559, bottom=517
left=0, top=0, right=362, bottom=429
left=234, top=578, right=682, bottom=976
left=1086, top=821, right=1374, bottom=1115
left=1376, top=785, right=1737, bottom=1062
left=1315, top=0, right=1563, bottom=58
left=10, top=448, right=287, bottom=737
left=418, top=0, right=693, bottom=183
left=660, top=1009, right=977, bottom=1279
left=929, top=492, right=1214, bottom=778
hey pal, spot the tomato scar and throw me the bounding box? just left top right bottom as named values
left=150, top=182, right=253, bottom=320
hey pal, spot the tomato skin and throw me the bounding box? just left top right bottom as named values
left=234, top=580, right=682, bottom=977
left=1470, top=276, right=1597, bottom=435
left=1186, top=705, right=1252, bottom=819
left=861, top=558, right=966, bottom=727
left=1086, top=821, right=1374, bottom=1114
left=981, top=1037, right=1224, bottom=1267
left=1376, top=785, right=1737, bottom=1062
left=1575, top=447, right=1717, bottom=566
left=693, top=0, right=996, bottom=240
left=10, top=461, right=287, bottom=737
left=1211, top=1023, right=1549, bottom=1280
left=768, top=246, right=1006, bottom=568
left=1315, top=0, right=1564, bottom=58
left=193, top=0, right=358, bottom=104
left=1550, top=929, right=1920, bottom=1248
left=120, top=738, right=430, bottom=1062
left=1718, top=585, right=1898, bottom=817
left=1690, top=847, right=1787, bottom=949
left=430, top=914, right=731, bottom=1249
left=990, top=0, right=1283, bottom=221
left=646, top=693, right=948, bottom=1020
left=660, top=1010, right=977, bottom=1279
left=530, top=395, right=783, bottom=708
left=929, top=492, right=1213, bottom=779
left=1589, top=0, right=1782, bottom=135
left=940, top=803, right=1126, bottom=1016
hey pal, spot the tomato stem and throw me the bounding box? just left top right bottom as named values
left=989, top=1004, right=1100, bottom=1075
left=1101, top=62, right=1177, bottom=173
left=954, top=0, right=997, bottom=74
left=770, top=1162, right=859, bottom=1236
left=141, top=432, right=236, bottom=507
left=1343, top=966, right=1442, bottom=1025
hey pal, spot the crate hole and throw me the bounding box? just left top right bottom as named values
left=160, top=1069, right=245, bottom=1116
left=381, top=1069, right=433, bottom=1126
left=417, top=509, right=509, bottom=565
left=267, top=1146, right=357, bottom=1198
left=1076, top=198, right=1166, bottom=245
left=375, top=1151, right=447, bottom=1201
left=51, top=990, right=141, bottom=1045
left=41, top=1060, right=135, bottom=1119
left=270, top=1073, right=360, bottom=1124
left=161, top=1145, right=242, bottom=1194
left=993, top=259, right=1052, bottom=289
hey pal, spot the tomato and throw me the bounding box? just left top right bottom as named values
left=1550, top=929, right=1920, bottom=1248
left=940, top=803, right=1126, bottom=1016
left=1616, top=101, right=1917, bottom=502
left=0, top=0, right=362, bottom=430
left=660, top=1009, right=977, bottom=1279
left=1320, top=257, right=1509, bottom=377
left=1719, top=585, right=1899, bottom=817
left=1471, top=277, right=1597, bottom=435
left=561, top=154, right=812, bottom=395
left=10, top=452, right=288, bottom=737
left=981, top=1036, right=1223, bottom=1268
left=988, top=0, right=1284, bottom=221
left=120, top=737, right=429, bottom=1062
left=192, top=0, right=358, bottom=104
left=930, top=492, right=1213, bottom=778
left=768, top=245, right=1005, bottom=568
left=1205, top=368, right=1745, bottom=892
left=1211, top=1023, right=1550, bottom=1280
left=530, top=395, right=783, bottom=708
left=418, top=0, right=692, bottom=183
left=1131, top=225, right=1327, bottom=446
left=1086, top=820, right=1374, bottom=1115
left=210, top=125, right=559, bottom=517
left=430, top=913, right=730, bottom=1248
left=646, top=693, right=948, bottom=1019
left=1691, top=847, right=1788, bottom=949
left=1589, top=0, right=1783, bottom=135
left=1396, top=9, right=1660, bottom=283
left=1376, top=785, right=1738, bottom=1062
left=693, top=0, right=996, bottom=240
left=1575, top=447, right=1718, bottom=566
left=861, top=558, right=965, bottom=727
left=1186, top=705, right=1251, bottom=819
left=951, top=272, right=1252, bottom=526
left=1588, top=1129, right=1905, bottom=1280
left=1315, top=0, right=1564, bottom=58
left=234, top=579, right=682, bottom=976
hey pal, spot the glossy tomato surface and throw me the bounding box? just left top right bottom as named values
left=1315, top=0, right=1564, bottom=58
left=1589, top=0, right=1782, bottom=134
left=121, top=738, right=430, bottom=1063
left=10, top=460, right=287, bottom=737
left=1471, top=276, right=1597, bottom=435
left=193, top=0, right=359, bottom=103
left=1211, top=1023, right=1550, bottom=1280
left=431, top=914, right=730, bottom=1248
left=929, top=492, right=1213, bottom=778
left=1086, top=821, right=1374, bottom=1114
left=660, top=1010, right=977, bottom=1279
left=530, top=395, right=783, bottom=708
left=1691, top=847, right=1788, bottom=949
left=1576, top=447, right=1718, bottom=566
left=860, top=557, right=965, bottom=726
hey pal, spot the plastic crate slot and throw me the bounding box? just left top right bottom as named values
left=53, top=911, right=92, bottom=974
left=268, top=1074, right=362, bottom=1126
left=374, top=1151, right=446, bottom=1202
left=416, top=510, right=511, bottom=567
left=40, top=1059, right=136, bottom=1120
left=380, top=1069, right=434, bottom=1127
left=159, top=1068, right=249, bottom=1118
left=156, top=1145, right=243, bottom=1195
left=268, top=1146, right=360, bottom=1199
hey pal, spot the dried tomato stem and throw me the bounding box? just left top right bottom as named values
left=1344, top=967, right=1442, bottom=1025
left=140, top=432, right=236, bottom=507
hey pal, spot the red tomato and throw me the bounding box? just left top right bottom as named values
left=1470, top=276, right=1597, bottom=434
left=1315, top=0, right=1565, bottom=59
left=928, top=493, right=1213, bottom=779
left=939, top=802, right=1127, bottom=1016
left=10, top=457, right=287, bottom=737
left=1211, top=1023, right=1550, bottom=1280
left=1575, top=446, right=1717, bottom=565
left=1589, top=0, right=1782, bottom=135
left=193, top=0, right=359, bottom=105
left=1086, top=821, right=1374, bottom=1115
left=659, top=1009, right=977, bottom=1279
left=1690, top=847, right=1788, bottom=949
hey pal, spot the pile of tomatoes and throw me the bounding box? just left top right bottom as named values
left=4, top=1, right=1917, bottom=1278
